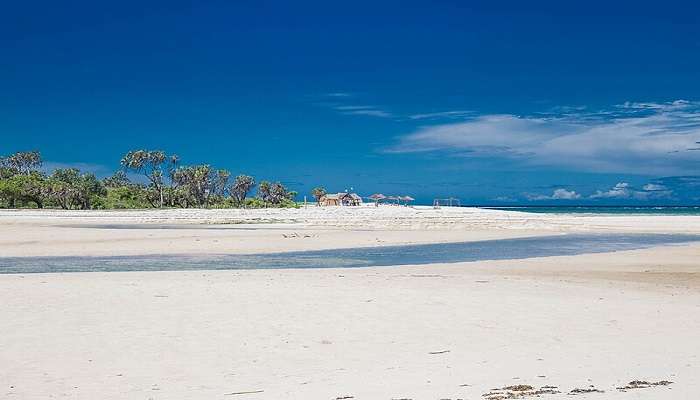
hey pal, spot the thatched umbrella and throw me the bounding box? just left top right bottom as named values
left=400, top=195, right=415, bottom=206
left=386, top=196, right=400, bottom=205
left=368, top=193, right=386, bottom=206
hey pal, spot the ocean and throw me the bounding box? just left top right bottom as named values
left=478, top=206, right=700, bottom=215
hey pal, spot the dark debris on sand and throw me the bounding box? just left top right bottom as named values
left=483, top=384, right=560, bottom=400
left=568, top=386, right=604, bottom=395
left=616, top=380, right=673, bottom=391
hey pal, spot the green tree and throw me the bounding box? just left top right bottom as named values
left=100, top=170, right=152, bottom=209
left=47, top=168, right=106, bottom=209
left=0, top=150, right=42, bottom=176
left=230, top=175, right=255, bottom=206
left=257, top=181, right=295, bottom=206
left=257, top=181, right=272, bottom=205
left=0, top=172, right=47, bottom=208
left=212, top=169, right=231, bottom=197
left=101, top=185, right=151, bottom=209
left=171, top=165, right=210, bottom=208
left=102, top=171, right=131, bottom=188
left=311, top=187, right=327, bottom=205
left=120, top=150, right=178, bottom=208
left=270, top=182, right=294, bottom=204
left=170, top=165, right=231, bottom=208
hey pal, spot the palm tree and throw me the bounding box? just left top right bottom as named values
left=311, top=187, right=327, bottom=206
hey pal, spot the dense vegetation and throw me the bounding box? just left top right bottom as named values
left=0, top=150, right=298, bottom=209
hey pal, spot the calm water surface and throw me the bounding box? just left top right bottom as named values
left=481, top=206, right=700, bottom=215
left=1, top=234, right=698, bottom=274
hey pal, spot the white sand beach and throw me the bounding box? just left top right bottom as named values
left=1, top=206, right=700, bottom=399
left=2, top=206, right=700, bottom=257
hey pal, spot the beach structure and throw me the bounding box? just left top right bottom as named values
left=433, top=197, right=461, bottom=208
left=399, top=195, right=415, bottom=206
left=319, top=192, right=363, bottom=206
left=367, top=193, right=414, bottom=206
left=368, top=193, right=386, bottom=206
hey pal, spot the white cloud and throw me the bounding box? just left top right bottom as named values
left=334, top=105, right=375, bottom=111
left=642, top=183, right=667, bottom=191
left=408, top=110, right=473, bottom=120
left=329, top=103, right=394, bottom=118
left=590, top=182, right=631, bottom=199
left=619, top=100, right=691, bottom=110
left=589, top=182, right=673, bottom=200
left=343, top=109, right=393, bottom=118
left=526, top=188, right=581, bottom=201
left=328, top=98, right=473, bottom=121
left=388, top=100, right=700, bottom=175
left=551, top=188, right=582, bottom=200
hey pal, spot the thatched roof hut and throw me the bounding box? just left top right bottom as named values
left=319, top=193, right=341, bottom=206
left=319, top=192, right=363, bottom=206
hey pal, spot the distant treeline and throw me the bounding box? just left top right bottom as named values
left=0, top=150, right=298, bottom=209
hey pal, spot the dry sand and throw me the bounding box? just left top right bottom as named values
left=1, top=206, right=700, bottom=399
left=3, top=206, right=700, bottom=257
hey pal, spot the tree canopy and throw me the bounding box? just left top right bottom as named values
left=0, top=150, right=42, bottom=176
left=0, top=150, right=298, bottom=210
left=120, top=150, right=179, bottom=208
left=311, top=187, right=327, bottom=205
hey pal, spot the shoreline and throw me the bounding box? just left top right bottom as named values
left=3, top=207, right=700, bottom=258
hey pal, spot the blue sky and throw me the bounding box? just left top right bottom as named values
left=2, top=1, right=700, bottom=204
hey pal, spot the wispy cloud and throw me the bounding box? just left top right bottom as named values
left=342, top=109, right=393, bottom=118
left=328, top=103, right=394, bottom=118
left=334, top=105, right=374, bottom=111
left=619, top=100, right=692, bottom=111
left=408, top=110, right=473, bottom=120
left=320, top=93, right=474, bottom=121
left=387, top=100, right=700, bottom=175
left=325, top=92, right=353, bottom=98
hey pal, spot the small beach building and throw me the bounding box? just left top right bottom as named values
left=319, top=192, right=363, bottom=206
left=319, top=193, right=341, bottom=206
left=345, top=193, right=363, bottom=206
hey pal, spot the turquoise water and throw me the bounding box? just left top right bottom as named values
left=1, top=234, right=697, bottom=274
left=480, top=206, right=700, bottom=215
